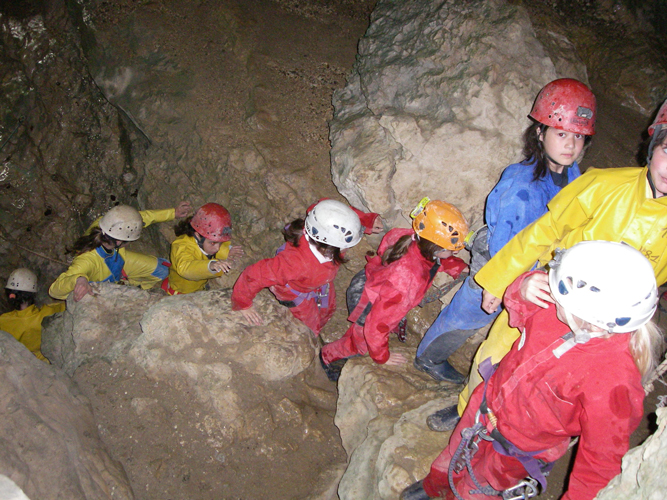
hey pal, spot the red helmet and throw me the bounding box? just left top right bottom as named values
left=529, top=78, right=596, bottom=136
left=190, top=203, right=232, bottom=242
left=648, top=98, right=667, bottom=136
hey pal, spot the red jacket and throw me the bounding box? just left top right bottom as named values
left=231, top=234, right=339, bottom=334
left=489, top=271, right=644, bottom=500
left=352, top=228, right=467, bottom=363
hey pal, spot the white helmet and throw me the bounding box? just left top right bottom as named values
left=549, top=241, right=657, bottom=334
left=6, top=268, right=38, bottom=292
left=304, top=200, right=362, bottom=249
left=99, top=205, right=143, bottom=241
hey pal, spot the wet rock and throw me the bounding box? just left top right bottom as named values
left=0, top=331, right=133, bottom=500
left=335, top=350, right=460, bottom=500
left=594, top=406, right=667, bottom=500
left=330, top=0, right=580, bottom=227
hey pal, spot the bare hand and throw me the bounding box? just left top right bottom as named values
left=73, top=276, right=94, bottom=302
left=520, top=273, right=554, bottom=309
left=228, top=245, right=244, bottom=259
left=370, top=216, right=384, bottom=234
left=240, top=306, right=263, bottom=326
left=175, top=201, right=192, bottom=219
left=482, top=289, right=502, bottom=313
left=210, top=260, right=232, bottom=274
left=385, top=352, right=407, bottom=366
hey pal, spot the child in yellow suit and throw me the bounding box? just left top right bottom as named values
left=1, top=268, right=64, bottom=361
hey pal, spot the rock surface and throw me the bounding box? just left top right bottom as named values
left=594, top=406, right=667, bottom=500
left=330, top=0, right=575, bottom=227
left=42, top=284, right=346, bottom=499
left=335, top=352, right=461, bottom=500
left=0, top=331, right=133, bottom=500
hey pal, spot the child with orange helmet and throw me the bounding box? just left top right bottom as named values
left=163, top=203, right=244, bottom=295
left=414, top=79, right=595, bottom=409
left=320, top=199, right=469, bottom=381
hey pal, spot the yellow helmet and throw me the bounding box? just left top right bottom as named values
left=411, top=198, right=468, bottom=251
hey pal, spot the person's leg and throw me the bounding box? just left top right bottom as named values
left=320, top=323, right=367, bottom=381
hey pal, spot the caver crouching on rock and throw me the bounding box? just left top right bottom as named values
left=320, top=199, right=469, bottom=381
left=1, top=268, right=65, bottom=361
left=231, top=199, right=379, bottom=335
left=401, top=241, right=663, bottom=500
left=414, top=79, right=594, bottom=427
left=49, top=202, right=190, bottom=301
left=435, top=96, right=667, bottom=436
left=163, top=203, right=244, bottom=295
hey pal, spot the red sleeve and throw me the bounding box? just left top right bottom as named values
left=231, top=254, right=293, bottom=310
left=503, top=271, right=547, bottom=331
left=350, top=206, right=380, bottom=235
left=439, top=256, right=468, bottom=279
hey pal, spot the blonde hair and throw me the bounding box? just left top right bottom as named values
left=629, top=320, right=665, bottom=385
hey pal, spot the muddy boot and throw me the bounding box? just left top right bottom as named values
left=426, top=404, right=460, bottom=432
left=400, top=480, right=431, bottom=500
left=319, top=352, right=347, bottom=382
left=413, top=357, right=465, bottom=384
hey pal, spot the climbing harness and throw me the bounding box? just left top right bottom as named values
left=447, top=358, right=550, bottom=500
left=276, top=282, right=330, bottom=309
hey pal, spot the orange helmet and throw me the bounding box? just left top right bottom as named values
left=411, top=199, right=468, bottom=251
left=529, top=78, right=596, bottom=136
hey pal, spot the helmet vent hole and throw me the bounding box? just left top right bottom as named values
left=615, top=317, right=631, bottom=327
left=589, top=286, right=600, bottom=293
left=576, top=280, right=586, bottom=288
left=451, top=237, right=459, bottom=245
left=558, top=280, right=569, bottom=295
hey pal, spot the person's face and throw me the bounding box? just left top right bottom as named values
left=649, top=138, right=667, bottom=198
left=540, top=127, right=586, bottom=171
left=434, top=248, right=455, bottom=260
left=201, top=238, right=222, bottom=256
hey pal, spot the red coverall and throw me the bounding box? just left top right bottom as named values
left=231, top=206, right=378, bottom=335
left=422, top=271, right=644, bottom=500
left=321, top=228, right=467, bottom=364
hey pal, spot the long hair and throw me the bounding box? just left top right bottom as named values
left=174, top=216, right=196, bottom=237
left=5, top=289, right=36, bottom=310
left=629, top=320, right=665, bottom=385
left=282, top=218, right=346, bottom=265
left=381, top=234, right=444, bottom=265
left=68, top=228, right=116, bottom=256
left=521, top=120, right=592, bottom=182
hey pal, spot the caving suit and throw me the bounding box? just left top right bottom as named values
left=49, top=209, right=174, bottom=300
left=416, top=161, right=580, bottom=362
left=0, top=302, right=66, bottom=361
left=164, top=234, right=232, bottom=294
left=423, top=271, right=644, bottom=500
left=458, top=166, right=667, bottom=414
left=322, top=228, right=467, bottom=364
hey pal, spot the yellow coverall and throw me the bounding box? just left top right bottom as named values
left=459, top=166, right=667, bottom=414
left=166, top=234, right=231, bottom=294
left=0, top=303, right=66, bottom=361
left=49, top=208, right=175, bottom=300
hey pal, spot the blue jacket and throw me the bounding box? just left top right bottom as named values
left=485, top=161, right=581, bottom=257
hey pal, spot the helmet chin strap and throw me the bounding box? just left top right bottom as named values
left=545, top=152, right=574, bottom=170
left=563, top=309, right=608, bottom=344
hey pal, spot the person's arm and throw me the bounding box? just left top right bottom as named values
left=350, top=206, right=382, bottom=234
left=48, top=254, right=98, bottom=300
left=562, top=382, right=643, bottom=500
left=439, top=256, right=468, bottom=279
left=476, top=172, right=600, bottom=299
left=231, top=254, right=292, bottom=310
left=503, top=271, right=548, bottom=331
left=172, top=240, right=232, bottom=281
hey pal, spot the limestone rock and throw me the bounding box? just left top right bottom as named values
left=41, top=283, right=163, bottom=376
left=594, top=406, right=667, bottom=500
left=335, top=350, right=460, bottom=500
left=330, top=0, right=586, bottom=227
left=0, top=331, right=133, bottom=500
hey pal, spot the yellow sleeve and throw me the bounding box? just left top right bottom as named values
left=215, top=241, right=231, bottom=261
left=475, top=170, right=600, bottom=298
left=85, top=208, right=176, bottom=234
left=40, top=302, right=66, bottom=316
left=48, top=251, right=106, bottom=300
left=171, top=238, right=231, bottom=281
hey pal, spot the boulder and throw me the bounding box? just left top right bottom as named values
left=594, top=406, right=667, bottom=500
left=335, top=350, right=461, bottom=500
left=0, top=331, right=133, bottom=500
left=329, top=0, right=585, bottom=227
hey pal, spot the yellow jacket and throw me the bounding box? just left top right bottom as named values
left=167, top=235, right=231, bottom=294
left=85, top=208, right=175, bottom=234
left=476, top=166, right=667, bottom=296
left=0, top=303, right=65, bottom=361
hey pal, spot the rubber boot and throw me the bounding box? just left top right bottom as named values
left=413, top=357, right=465, bottom=384
left=319, top=352, right=347, bottom=382
left=426, top=404, right=460, bottom=432
left=399, top=480, right=432, bottom=500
